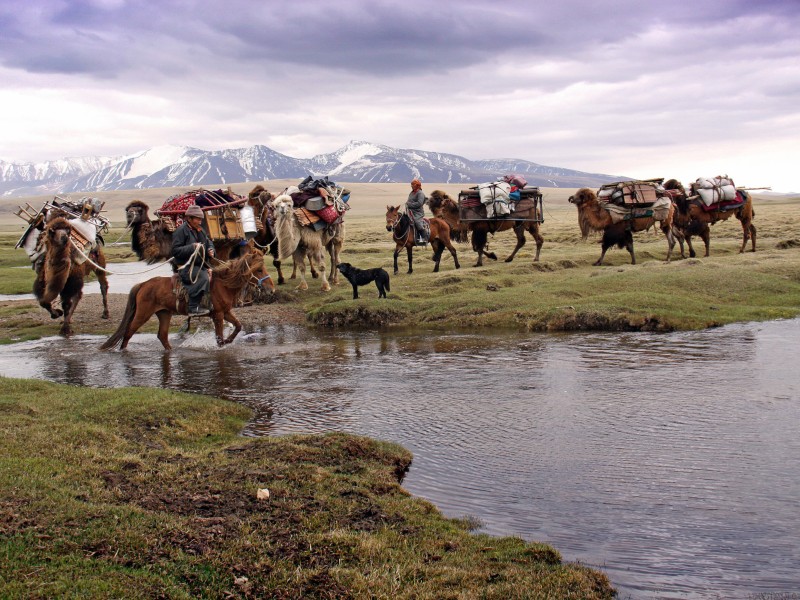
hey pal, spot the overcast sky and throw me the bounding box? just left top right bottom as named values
left=1, top=0, right=798, bottom=191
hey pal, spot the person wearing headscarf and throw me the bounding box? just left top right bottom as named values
left=406, top=179, right=428, bottom=244
left=171, top=204, right=216, bottom=314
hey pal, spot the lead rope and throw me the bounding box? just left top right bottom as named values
left=68, top=238, right=174, bottom=274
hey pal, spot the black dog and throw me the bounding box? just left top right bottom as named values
left=337, top=262, right=390, bottom=299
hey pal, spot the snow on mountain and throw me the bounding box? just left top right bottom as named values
left=0, top=140, right=622, bottom=197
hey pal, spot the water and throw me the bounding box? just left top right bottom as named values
left=0, top=320, right=798, bottom=599
left=0, top=261, right=174, bottom=301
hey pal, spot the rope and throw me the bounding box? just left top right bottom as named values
left=176, top=244, right=206, bottom=284
left=68, top=238, right=174, bottom=275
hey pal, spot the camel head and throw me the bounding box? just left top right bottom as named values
left=45, top=216, right=72, bottom=249
left=271, top=194, right=293, bottom=218
left=385, top=205, right=401, bottom=231
left=427, top=190, right=450, bottom=214
left=125, top=201, right=150, bottom=227
left=568, top=188, right=597, bottom=240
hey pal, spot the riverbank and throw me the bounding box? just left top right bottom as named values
left=0, top=377, right=614, bottom=598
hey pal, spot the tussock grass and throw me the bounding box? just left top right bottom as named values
left=0, top=377, right=614, bottom=599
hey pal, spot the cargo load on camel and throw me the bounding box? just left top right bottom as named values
left=154, top=188, right=256, bottom=242
left=14, top=196, right=110, bottom=268
left=594, top=179, right=672, bottom=224
left=284, top=175, right=351, bottom=229
left=689, top=175, right=746, bottom=211
left=457, top=177, right=543, bottom=222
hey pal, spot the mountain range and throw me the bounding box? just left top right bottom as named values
left=0, top=141, right=622, bottom=198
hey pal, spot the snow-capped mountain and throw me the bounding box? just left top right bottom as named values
left=0, top=141, right=621, bottom=197
left=0, top=155, right=116, bottom=197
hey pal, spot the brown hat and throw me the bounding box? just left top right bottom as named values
left=185, top=205, right=204, bottom=219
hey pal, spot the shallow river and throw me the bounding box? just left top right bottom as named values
left=0, top=318, right=798, bottom=599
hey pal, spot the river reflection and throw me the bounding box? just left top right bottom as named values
left=1, top=319, right=799, bottom=599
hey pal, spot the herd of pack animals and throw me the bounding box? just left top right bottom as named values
left=27, top=179, right=757, bottom=348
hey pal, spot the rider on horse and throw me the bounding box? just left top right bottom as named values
left=407, top=179, right=429, bottom=245
left=171, top=204, right=215, bottom=315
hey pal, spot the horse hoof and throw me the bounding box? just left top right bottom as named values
left=51, top=310, right=64, bottom=320
left=101, top=313, right=110, bottom=320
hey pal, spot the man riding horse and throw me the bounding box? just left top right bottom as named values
left=171, top=204, right=215, bottom=315
left=407, top=179, right=429, bottom=244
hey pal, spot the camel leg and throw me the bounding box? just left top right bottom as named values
left=155, top=310, right=172, bottom=350
left=664, top=229, right=675, bottom=262
left=313, top=249, right=330, bottom=292
left=293, top=249, right=309, bottom=290
left=700, top=229, right=710, bottom=257
left=741, top=222, right=757, bottom=253
left=59, top=291, right=81, bottom=337
left=625, top=232, right=636, bottom=265
left=472, top=230, right=487, bottom=267
left=219, top=311, right=242, bottom=345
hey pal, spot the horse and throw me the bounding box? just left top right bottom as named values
left=385, top=205, right=460, bottom=274
left=100, top=249, right=274, bottom=351
left=33, top=217, right=86, bottom=337
left=428, top=190, right=543, bottom=267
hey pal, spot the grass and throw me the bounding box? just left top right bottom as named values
left=0, top=377, right=614, bottom=599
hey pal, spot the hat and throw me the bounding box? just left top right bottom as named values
left=185, top=205, right=204, bottom=219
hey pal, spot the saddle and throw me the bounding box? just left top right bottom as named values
left=171, top=275, right=212, bottom=313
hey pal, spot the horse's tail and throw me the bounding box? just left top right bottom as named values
left=100, top=283, right=141, bottom=350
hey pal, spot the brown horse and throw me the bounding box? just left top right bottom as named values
left=428, top=190, right=469, bottom=243
left=100, top=249, right=274, bottom=350
left=569, top=187, right=677, bottom=265
left=665, top=178, right=756, bottom=257
left=33, top=217, right=86, bottom=336
left=385, top=205, right=460, bottom=274
left=428, top=191, right=543, bottom=267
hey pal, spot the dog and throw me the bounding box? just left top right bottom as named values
left=337, top=262, right=390, bottom=299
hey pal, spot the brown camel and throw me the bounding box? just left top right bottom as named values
left=430, top=190, right=543, bottom=267
left=33, top=217, right=86, bottom=336
left=428, top=190, right=469, bottom=243
left=568, top=187, right=677, bottom=266
left=664, top=179, right=756, bottom=257
left=124, top=200, right=244, bottom=264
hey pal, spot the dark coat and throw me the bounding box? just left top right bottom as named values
left=171, top=221, right=215, bottom=303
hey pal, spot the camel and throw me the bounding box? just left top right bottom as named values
left=248, top=185, right=346, bottom=286
left=428, top=189, right=543, bottom=267
left=664, top=179, right=756, bottom=257
left=428, top=190, right=469, bottom=243
left=32, top=217, right=86, bottom=336
left=568, top=187, right=677, bottom=266
left=124, top=200, right=245, bottom=264
left=271, top=194, right=330, bottom=291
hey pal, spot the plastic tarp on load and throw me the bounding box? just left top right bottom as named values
left=478, top=181, right=511, bottom=205
left=601, top=196, right=672, bottom=224
left=695, top=176, right=736, bottom=206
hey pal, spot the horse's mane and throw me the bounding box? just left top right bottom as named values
left=212, top=250, right=264, bottom=288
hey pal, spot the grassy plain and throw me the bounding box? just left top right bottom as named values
left=1, top=185, right=799, bottom=338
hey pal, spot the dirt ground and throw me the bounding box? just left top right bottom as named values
left=0, top=293, right=309, bottom=339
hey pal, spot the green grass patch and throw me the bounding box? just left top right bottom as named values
left=0, top=378, right=614, bottom=598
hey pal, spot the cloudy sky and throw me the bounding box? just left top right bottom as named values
left=1, top=0, right=798, bottom=191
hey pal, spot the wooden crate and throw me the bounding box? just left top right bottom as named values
left=205, top=208, right=245, bottom=241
